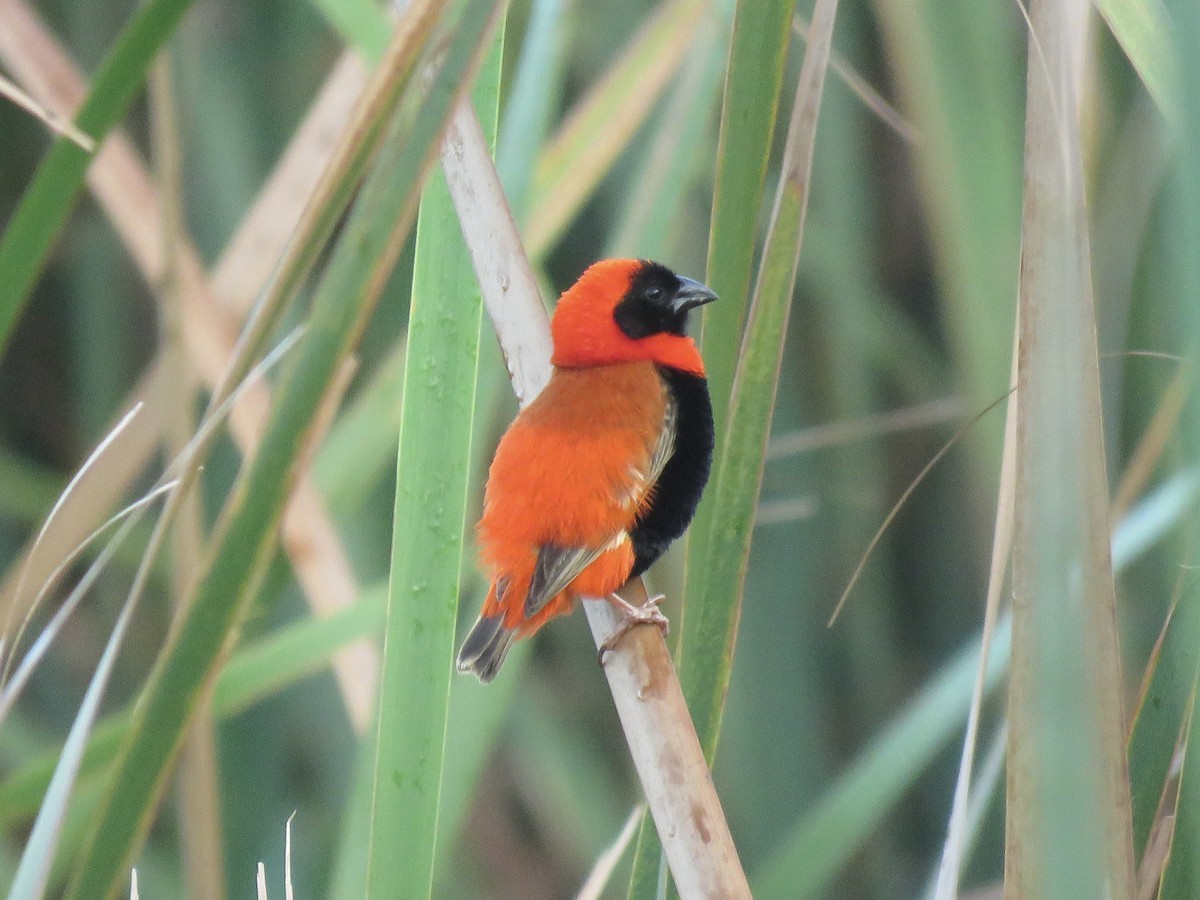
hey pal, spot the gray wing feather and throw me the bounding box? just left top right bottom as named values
left=524, top=543, right=607, bottom=617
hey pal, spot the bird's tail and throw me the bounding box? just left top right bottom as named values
left=456, top=612, right=516, bottom=683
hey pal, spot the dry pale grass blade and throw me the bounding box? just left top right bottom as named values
left=525, top=0, right=707, bottom=257
left=176, top=717, right=223, bottom=898
left=0, top=325, right=302, bottom=726
left=791, top=12, right=918, bottom=145
left=0, top=479, right=178, bottom=723
left=1131, top=699, right=1187, bottom=899
left=281, top=364, right=378, bottom=734
left=256, top=862, right=268, bottom=900
left=766, top=395, right=961, bottom=459
left=0, top=0, right=379, bottom=732
left=130, top=869, right=139, bottom=900
left=0, top=363, right=169, bottom=638
left=1006, top=0, right=1135, bottom=893
left=933, top=332, right=1018, bottom=900
left=1138, top=809, right=1176, bottom=900
left=0, top=69, right=93, bottom=148
left=212, top=53, right=370, bottom=317
left=440, top=102, right=750, bottom=898
left=575, top=804, right=647, bottom=900
left=0, top=400, right=143, bottom=667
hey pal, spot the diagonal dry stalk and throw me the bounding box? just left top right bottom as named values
left=0, top=0, right=378, bottom=733
left=440, top=100, right=750, bottom=899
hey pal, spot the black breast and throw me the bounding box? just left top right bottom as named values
left=629, top=366, right=714, bottom=576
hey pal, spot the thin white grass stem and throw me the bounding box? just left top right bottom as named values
left=285, top=812, right=296, bottom=900
left=575, top=804, right=646, bottom=900
left=0, top=71, right=94, bottom=148
left=925, top=721, right=1010, bottom=900
left=766, top=396, right=962, bottom=459
left=3, top=402, right=143, bottom=674
left=0, top=326, right=299, bottom=723
left=0, top=481, right=177, bottom=720
left=791, top=13, right=918, bottom=145
left=934, top=331, right=1018, bottom=900
left=168, top=326, right=305, bottom=479
left=8, top=510, right=162, bottom=898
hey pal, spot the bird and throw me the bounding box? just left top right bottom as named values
left=456, top=259, right=716, bottom=683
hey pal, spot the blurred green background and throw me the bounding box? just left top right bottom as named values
left=0, top=0, right=1188, bottom=897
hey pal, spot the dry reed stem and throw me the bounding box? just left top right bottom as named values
left=0, top=0, right=377, bottom=733
left=441, top=101, right=750, bottom=900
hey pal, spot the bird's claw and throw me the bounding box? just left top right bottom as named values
left=597, top=593, right=670, bottom=665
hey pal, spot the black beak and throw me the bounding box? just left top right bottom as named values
left=670, top=276, right=718, bottom=314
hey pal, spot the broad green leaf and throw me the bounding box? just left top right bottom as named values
left=1004, top=1, right=1134, bottom=894
left=363, top=25, right=504, bottom=898
left=679, top=0, right=837, bottom=767
left=1096, top=0, right=1178, bottom=123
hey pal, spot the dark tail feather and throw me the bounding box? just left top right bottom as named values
left=456, top=614, right=516, bottom=683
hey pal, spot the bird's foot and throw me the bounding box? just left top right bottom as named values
left=598, top=593, right=669, bottom=664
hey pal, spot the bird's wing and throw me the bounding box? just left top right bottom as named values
left=524, top=542, right=608, bottom=617
left=645, top=395, right=677, bottom=488
left=523, top=396, right=677, bottom=619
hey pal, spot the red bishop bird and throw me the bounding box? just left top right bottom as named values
left=456, top=259, right=717, bottom=683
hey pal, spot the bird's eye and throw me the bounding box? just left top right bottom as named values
left=645, top=286, right=663, bottom=302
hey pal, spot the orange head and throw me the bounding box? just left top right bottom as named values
left=549, top=259, right=718, bottom=375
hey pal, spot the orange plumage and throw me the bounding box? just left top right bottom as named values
left=456, top=259, right=716, bottom=682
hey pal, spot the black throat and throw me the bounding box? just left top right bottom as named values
left=628, top=366, right=715, bottom=577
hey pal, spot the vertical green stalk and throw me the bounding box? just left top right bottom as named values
left=0, top=0, right=198, bottom=356
left=1004, top=0, right=1135, bottom=895
left=363, top=27, right=503, bottom=900
left=694, top=0, right=793, bottom=442
left=1156, top=0, right=1200, bottom=892
left=675, top=0, right=794, bottom=744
